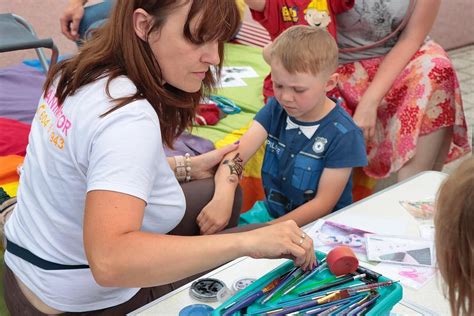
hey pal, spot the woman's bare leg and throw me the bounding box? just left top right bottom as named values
left=397, top=127, right=453, bottom=182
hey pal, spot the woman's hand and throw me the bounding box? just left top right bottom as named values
left=243, top=220, right=316, bottom=270
left=353, top=97, right=379, bottom=140
left=190, top=142, right=239, bottom=180
left=60, top=0, right=85, bottom=41
left=197, top=196, right=234, bottom=235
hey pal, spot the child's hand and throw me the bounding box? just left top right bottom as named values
left=197, top=196, right=234, bottom=235
left=243, top=220, right=316, bottom=270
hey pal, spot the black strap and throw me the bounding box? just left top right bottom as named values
left=6, top=239, right=89, bottom=270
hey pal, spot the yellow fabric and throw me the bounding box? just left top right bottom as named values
left=235, top=0, right=247, bottom=18
left=0, top=155, right=23, bottom=186
left=2, top=181, right=19, bottom=197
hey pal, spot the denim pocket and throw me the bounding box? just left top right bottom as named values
left=291, top=154, right=324, bottom=190
left=262, top=142, right=284, bottom=177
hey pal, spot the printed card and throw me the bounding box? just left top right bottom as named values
left=307, top=220, right=373, bottom=257
left=366, top=235, right=435, bottom=267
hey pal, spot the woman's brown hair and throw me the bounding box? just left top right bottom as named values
left=435, top=157, right=474, bottom=315
left=44, top=0, right=240, bottom=147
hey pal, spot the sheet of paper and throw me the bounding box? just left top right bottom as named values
left=221, top=66, right=259, bottom=78
left=217, top=75, right=247, bottom=88
left=366, top=235, right=435, bottom=267
left=307, top=220, right=373, bottom=259
left=399, top=198, right=435, bottom=221
left=418, top=223, right=435, bottom=240
left=375, top=262, right=437, bottom=289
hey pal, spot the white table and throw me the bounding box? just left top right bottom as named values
left=130, top=171, right=449, bottom=315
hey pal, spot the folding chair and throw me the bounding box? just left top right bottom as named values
left=0, top=13, right=58, bottom=73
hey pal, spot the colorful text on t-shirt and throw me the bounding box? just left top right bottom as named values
left=35, top=90, right=73, bottom=150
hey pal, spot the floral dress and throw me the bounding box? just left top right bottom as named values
left=332, top=1, right=471, bottom=178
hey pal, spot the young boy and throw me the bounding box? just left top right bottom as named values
left=196, top=26, right=367, bottom=235
left=434, top=157, right=474, bottom=316
left=244, top=0, right=354, bottom=101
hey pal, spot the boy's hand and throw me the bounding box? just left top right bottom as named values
left=197, top=196, right=234, bottom=235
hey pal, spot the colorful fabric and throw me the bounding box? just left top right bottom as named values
left=250, top=0, right=354, bottom=100
left=233, top=21, right=272, bottom=48
left=0, top=156, right=24, bottom=188
left=239, top=201, right=275, bottom=225
left=0, top=119, right=31, bottom=157
left=0, top=64, right=45, bottom=124
left=251, top=0, right=354, bottom=40
left=332, top=40, right=471, bottom=178
left=255, top=98, right=367, bottom=217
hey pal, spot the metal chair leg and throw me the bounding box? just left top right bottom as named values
left=12, top=14, right=59, bottom=73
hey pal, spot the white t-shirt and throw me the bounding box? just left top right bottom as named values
left=4, top=76, right=186, bottom=312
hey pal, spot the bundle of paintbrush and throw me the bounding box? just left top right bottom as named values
left=220, top=266, right=302, bottom=316
left=246, top=280, right=397, bottom=315
left=216, top=249, right=402, bottom=315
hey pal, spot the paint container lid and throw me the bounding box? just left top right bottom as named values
left=232, top=277, right=256, bottom=292
left=179, top=303, right=214, bottom=316
left=189, top=278, right=226, bottom=302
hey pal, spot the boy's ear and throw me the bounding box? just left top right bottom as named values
left=325, top=73, right=339, bottom=92
left=133, top=8, right=153, bottom=42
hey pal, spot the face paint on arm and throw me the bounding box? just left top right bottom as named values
left=222, top=153, right=243, bottom=183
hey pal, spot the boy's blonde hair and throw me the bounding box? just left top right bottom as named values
left=435, top=157, right=474, bottom=316
left=270, top=26, right=338, bottom=76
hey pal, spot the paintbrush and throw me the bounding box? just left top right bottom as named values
left=299, top=273, right=366, bottom=296
left=221, top=277, right=282, bottom=316
left=265, top=291, right=367, bottom=316
left=248, top=292, right=360, bottom=315
left=346, top=293, right=380, bottom=315
left=261, top=266, right=304, bottom=304
left=329, top=292, right=372, bottom=315
left=274, top=279, right=397, bottom=311
left=341, top=279, right=399, bottom=296
left=281, top=259, right=328, bottom=295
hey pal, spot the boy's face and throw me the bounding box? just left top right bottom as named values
left=271, top=59, right=334, bottom=122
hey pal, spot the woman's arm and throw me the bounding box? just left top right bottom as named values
left=353, top=0, right=441, bottom=139
left=84, top=190, right=315, bottom=288
left=244, top=0, right=266, bottom=12
left=197, top=121, right=268, bottom=234
left=166, top=143, right=239, bottom=182
left=271, top=168, right=352, bottom=227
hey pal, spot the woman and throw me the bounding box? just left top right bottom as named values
left=333, top=0, right=471, bottom=181
left=3, top=1, right=316, bottom=314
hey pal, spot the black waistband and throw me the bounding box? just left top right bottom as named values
left=6, top=239, right=89, bottom=270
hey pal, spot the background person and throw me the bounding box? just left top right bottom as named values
left=333, top=0, right=471, bottom=181
left=434, top=157, right=474, bottom=316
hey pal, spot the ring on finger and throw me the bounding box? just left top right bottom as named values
left=301, top=232, right=306, bottom=239
left=298, top=238, right=304, bottom=245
